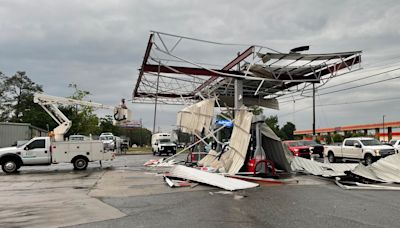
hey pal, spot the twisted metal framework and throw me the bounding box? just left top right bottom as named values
left=133, top=31, right=362, bottom=107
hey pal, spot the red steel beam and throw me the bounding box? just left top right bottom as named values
left=135, top=92, right=193, bottom=98
left=142, top=64, right=243, bottom=77
left=133, top=34, right=154, bottom=98
left=192, top=46, right=255, bottom=94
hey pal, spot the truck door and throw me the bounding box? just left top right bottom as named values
left=342, top=140, right=355, bottom=158
left=22, top=139, right=51, bottom=165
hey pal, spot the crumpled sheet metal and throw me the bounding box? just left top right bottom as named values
left=168, top=165, right=259, bottom=191
left=291, top=157, right=358, bottom=177
left=223, top=107, right=253, bottom=175
left=351, top=153, right=400, bottom=183
left=335, top=178, right=400, bottom=190
left=176, top=98, right=215, bottom=135
left=197, top=107, right=253, bottom=175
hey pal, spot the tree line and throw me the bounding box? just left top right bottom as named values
left=0, top=71, right=151, bottom=146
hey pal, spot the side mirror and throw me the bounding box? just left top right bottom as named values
left=155, top=142, right=158, bottom=146
left=24, top=146, right=29, bottom=150
left=354, top=143, right=361, bottom=148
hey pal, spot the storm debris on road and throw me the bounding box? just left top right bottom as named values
left=167, top=165, right=259, bottom=191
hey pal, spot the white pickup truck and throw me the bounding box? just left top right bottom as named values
left=0, top=136, right=114, bottom=174
left=325, top=137, right=396, bottom=165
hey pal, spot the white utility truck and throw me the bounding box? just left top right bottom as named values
left=151, top=133, right=177, bottom=156
left=0, top=93, right=131, bottom=174
left=324, top=137, right=396, bottom=165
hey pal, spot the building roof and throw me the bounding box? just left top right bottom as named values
left=294, top=121, right=400, bottom=135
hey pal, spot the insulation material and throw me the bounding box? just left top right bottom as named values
left=350, top=153, right=400, bottom=183
left=176, top=98, right=215, bottom=135
left=168, top=165, right=259, bottom=191
left=291, top=157, right=358, bottom=177
left=223, top=108, right=253, bottom=174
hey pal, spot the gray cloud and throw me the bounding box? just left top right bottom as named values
left=1, top=0, right=400, bottom=132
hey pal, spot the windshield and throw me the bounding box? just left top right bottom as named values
left=389, top=140, right=397, bottom=146
left=360, top=139, right=382, bottom=146
left=159, top=139, right=171, bottom=143
left=100, top=136, right=114, bottom=140
left=288, top=142, right=300, bottom=147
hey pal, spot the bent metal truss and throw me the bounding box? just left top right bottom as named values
left=133, top=31, right=362, bottom=108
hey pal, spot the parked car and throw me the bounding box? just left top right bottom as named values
left=283, top=141, right=311, bottom=159
left=324, top=137, right=396, bottom=165
left=389, top=139, right=400, bottom=153
left=298, top=140, right=324, bottom=158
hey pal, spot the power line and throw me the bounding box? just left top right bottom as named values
left=319, top=74, right=400, bottom=96
left=277, top=61, right=400, bottom=103
left=278, top=96, right=400, bottom=118
left=279, top=72, right=400, bottom=104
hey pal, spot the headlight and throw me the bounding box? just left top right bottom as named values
left=374, top=149, right=380, bottom=155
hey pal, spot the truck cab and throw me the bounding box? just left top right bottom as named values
left=151, top=133, right=177, bottom=156
left=0, top=137, right=52, bottom=173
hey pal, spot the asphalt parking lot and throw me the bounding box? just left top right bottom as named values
left=1, top=154, right=399, bottom=228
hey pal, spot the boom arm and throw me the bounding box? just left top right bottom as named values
left=34, top=93, right=130, bottom=141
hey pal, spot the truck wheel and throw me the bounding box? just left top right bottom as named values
left=152, top=149, right=156, bottom=156
left=73, top=157, right=88, bottom=170
left=2, top=160, right=19, bottom=174
left=364, top=154, right=373, bottom=166
left=328, top=152, right=336, bottom=163
left=319, top=152, right=323, bottom=158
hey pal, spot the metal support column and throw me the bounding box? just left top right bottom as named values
left=312, top=83, right=316, bottom=138
left=152, top=62, right=161, bottom=134
left=234, top=79, right=244, bottom=111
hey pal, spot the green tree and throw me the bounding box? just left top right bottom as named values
left=0, top=71, right=55, bottom=130
left=265, top=115, right=297, bottom=140
left=250, top=106, right=263, bottom=115
left=265, top=115, right=282, bottom=137
left=99, top=115, right=120, bottom=135
left=281, top=122, right=296, bottom=140
left=120, top=127, right=152, bottom=146
left=332, top=134, right=344, bottom=143
left=60, top=84, right=100, bottom=136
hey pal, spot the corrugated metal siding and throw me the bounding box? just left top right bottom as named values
left=0, top=123, right=48, bottom=147
left=169, top=165, right=259, bottom=191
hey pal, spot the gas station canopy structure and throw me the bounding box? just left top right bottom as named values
left=133, top=31, right=362, bottom=109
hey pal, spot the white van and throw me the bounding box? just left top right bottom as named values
left=151, top=133, right=177, bottom=156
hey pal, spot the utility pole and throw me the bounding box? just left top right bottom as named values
left=152, top=62, right=160, bottom=134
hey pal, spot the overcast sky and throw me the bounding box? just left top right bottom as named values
left=1, top=0, right=400, bottom=133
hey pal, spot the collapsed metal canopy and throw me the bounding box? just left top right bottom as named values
left=132, top=31, right=362, bottom=107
